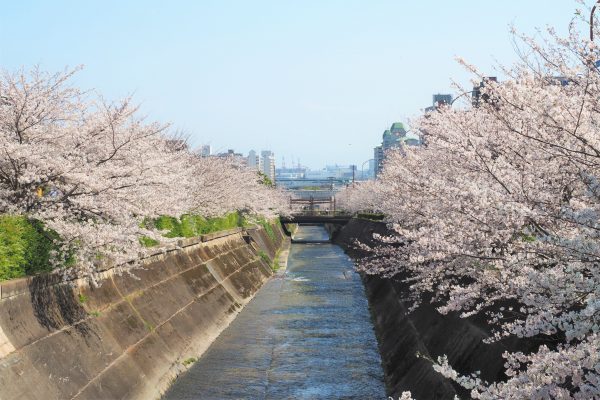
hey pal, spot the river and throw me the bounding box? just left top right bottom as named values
left=162, top=225, right=386, bottom=399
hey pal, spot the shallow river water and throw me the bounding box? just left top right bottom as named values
left=162, top=225, right=386, bottom=400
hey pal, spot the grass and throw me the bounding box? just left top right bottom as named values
left=0, top=215, right=73, bottom=281
left=271, top=249, right=281, bottom=271
left=140, top=212, right=280, bottom=248
left=356, top=212, right=385, bottom=221
left=285, top=223, right=298, bottom=235
left=139, top=236, right=160, bottom=247
left=258, top=249, right=281, bottom=271
left=258, top=250, right=271, bottom=265
left=1, top=211, right=279, bottom=282
left=182, top=357, right=197, bottom=366
left=255, top=217, right=277, bottom=241
left=140, top=212, right=245, bottom=247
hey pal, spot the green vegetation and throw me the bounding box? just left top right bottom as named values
left=1, top=211, right=277, bottom=281
left=257, top=171, right=274, bottom=187
left=139, top=236, right=160, bottom=247
left=520, top=232, right=536, bottom=243
left=140, top=212, right=245, bottom=247
left=271, top=250, right=281, bottom=271
left=299, top=186, right=326, bottom=190
left=284, top=223, right=298, bottom=235
left=89, top=310, right=101, bottom=317
left=0, top=215, right=72, bottom=281
left=255, top=217, right=277, bottom=241
left=356, top=212, right=385, bottom=221
left=182, top=357, right=197, bottom=366
left=144, top=321, right=155, bottom=332
left=78, top=293, right=89, bottom=304
left=258, top=249, right=280, bottom=271
left=258, top=250, right=271, bottom=265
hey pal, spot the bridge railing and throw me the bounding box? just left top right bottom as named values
left=287, top=210, right=352, bottom=217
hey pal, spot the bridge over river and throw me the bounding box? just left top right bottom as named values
left=162, top=225, right=386, bottom=399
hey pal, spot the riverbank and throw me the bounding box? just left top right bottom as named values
left=334, top=218, right=531, bottom=399
left=0, top=223, right=288, bottom=400
left=162, top=225, right=386, bottom=399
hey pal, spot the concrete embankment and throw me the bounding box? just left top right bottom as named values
left=0, top=223, right=287, bottom=400
left=163, top=225, right=386, bottom=399
left=334, top=218, right=530, bottom=400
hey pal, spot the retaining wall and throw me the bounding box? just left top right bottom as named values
left=0, top=223, right=286, bottom=400
left=335, top=218, right=533, bottom=400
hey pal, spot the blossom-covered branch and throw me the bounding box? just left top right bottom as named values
left=347, top=10, right=600, bottom=399
left=0, top=67, right=288, bottom=282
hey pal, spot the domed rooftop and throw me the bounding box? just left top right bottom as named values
left=390, top=122, right=406, bottom=133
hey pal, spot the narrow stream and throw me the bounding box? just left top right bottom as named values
left=163, top=225, right=386, bottom=399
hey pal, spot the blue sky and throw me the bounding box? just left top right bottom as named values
left=0, top=1, right=581, bottom=168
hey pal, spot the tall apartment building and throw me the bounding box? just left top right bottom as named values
left=197, top=144, right=212, bottom=157
left=425, top=93, right=453, bottom=112
left=373, top=145, right=384, bottom=177
left=373, top=122, right=419, bottom=178
left=374, top=123, right=405, bottom=177
left=247, top=150, right=259, bottom=169
left=259, top=150, right=276, bottom=183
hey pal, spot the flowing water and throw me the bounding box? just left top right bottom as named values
left=162, top=225, right=386, bottom=399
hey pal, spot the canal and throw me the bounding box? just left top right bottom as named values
left=162, top=225, right=386, bottom=399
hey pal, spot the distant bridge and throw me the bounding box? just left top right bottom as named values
left=279, top=212, right=353, bottom=240
left=280, top=213, right=352, bottom=225
left=285, top=188, right=352, bottom=223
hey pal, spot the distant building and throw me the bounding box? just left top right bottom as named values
left=375, top=122, right=405, bottom=177
left=373, top=122, right=420, bottom=178
left=303, top=165, right=356, bottom=180
left=275, top=167, right=306, bottom=180
left=216, top=149, right=246, bottom=164
left=425, top=94, right=453, bottom=112
left=433, top=93, right=452, bottom=106
left=404, top=138, right=420, bottom=146
left=368, top=159, right=376, bottom=179
left=389, top=122, right=406, bottom=135
left=374, top=145, right=384, bottom=177
left=165, top=139, right=188, bottom=152
left=247, top=150, right=259, bottom=169
left=550, top=76, right=570, bottom=86
left=472, top=77, right=498, bottom=107
left=198, top=144, right=212, bottom=157
left=260, top=150, right=276, bottom=183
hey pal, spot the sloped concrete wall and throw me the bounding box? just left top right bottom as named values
left=335, top=219, right=533, bottom=400
left=0, top=223, right=286, bottom=400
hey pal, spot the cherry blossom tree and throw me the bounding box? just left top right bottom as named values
left=336, top=180, right=384, bottom=214
left=349, top=7, right=600, bottom=399
left=0, top=67, right=288, bottom=282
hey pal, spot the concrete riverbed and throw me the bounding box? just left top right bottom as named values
left=162, top=225, right=386, bottom=399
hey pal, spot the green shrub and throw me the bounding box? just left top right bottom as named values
left=0, top=215, right=72, bottom=281
left=258, top=250, right=271, bottom=265
left=143, top=212, right=244, bottom=243
left=182, top=357, right=197, bottom=366
left=356, top=213, right=385, bottom=221
left=256, top=217, right=277, bottom=241
left=271, top=249, right=281, bottom=272
left=139, top=236, right=160, bottom=248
